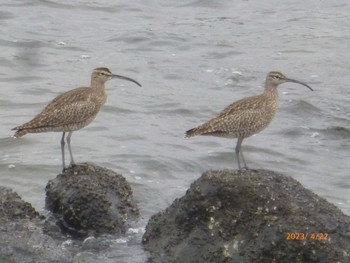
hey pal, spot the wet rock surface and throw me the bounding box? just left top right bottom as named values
left=143, top=169, right=350, bottom=263
left=45, top=163, right=140, bottom=237
left=0, top=164, right=143, bottom=262
left=0, top=186, right=39, bottom=220
left=0, top=186, right=71, bottom=263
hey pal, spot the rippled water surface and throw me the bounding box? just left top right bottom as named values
left=1, top=0, right=349, bottom=261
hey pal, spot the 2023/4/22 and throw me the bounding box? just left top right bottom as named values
left=286, top=232, right=329, bottom=241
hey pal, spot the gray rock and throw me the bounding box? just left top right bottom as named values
left=0, top=186, right=39, bottom=220
left=45, top=163, right=139, bottom=237
left=0, top=186, right=71, bottom=263
left=143, top=169, right=350, bottom=263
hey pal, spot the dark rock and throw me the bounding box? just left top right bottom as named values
left=143, top=169, right=350, bottom=263
left=0, top=186, right=39, bottom=220
left=0, top=186, right=71, bottom=263
left=45, top=163, right=139, bottom=237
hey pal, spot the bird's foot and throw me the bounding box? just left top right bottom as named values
left=61, top=162, right=77, bottom=173
left=68, top=162, right=77, bottom=169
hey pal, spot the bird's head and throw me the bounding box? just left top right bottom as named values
left=266, top=71, right=313, bottom=91
left=92, top=67, right=141, bottom=87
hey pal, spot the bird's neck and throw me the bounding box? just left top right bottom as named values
left=90, top=78, right=106, bottom=89
left=263, top=81, right=279, bottom=100
left=89, top=80, right=107, bottom=106
left=90, top=79, right=107, bottom=104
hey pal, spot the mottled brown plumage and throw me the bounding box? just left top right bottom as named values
left=12, top=67, right=141, bottom=170
left=186, top=71, right=313, bottom=169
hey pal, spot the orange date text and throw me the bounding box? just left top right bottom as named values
left=286, top=233, right=328, bottom=241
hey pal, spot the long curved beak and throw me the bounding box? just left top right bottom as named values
left=285, top=78, right=313, bottom=91
left=112, top=74, right=142, bottom=87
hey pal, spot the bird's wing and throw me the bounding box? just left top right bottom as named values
left=190, top=109, right=270, bottom=137
left=217, top=95, right=262, bottom=118
left=42, top=87, right=90, bottom=111
left=17, top=100, right=100, bottom=130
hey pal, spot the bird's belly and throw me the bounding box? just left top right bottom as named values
left=59, top=116, right=97, bottom=132
left=241, top=114, right=275, bottom=138
left=63, top=124, right=88, bottom=132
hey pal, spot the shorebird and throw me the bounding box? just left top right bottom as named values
left=12, top=67, right=141, bottom=170
left=185, top=71, right=313, bottom=169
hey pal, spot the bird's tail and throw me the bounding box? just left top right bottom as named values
left=12, top=127, right=28, bottom=138
left=186, top=122, right=223, bottom=138
left=185, top=127, right=199, bottom=138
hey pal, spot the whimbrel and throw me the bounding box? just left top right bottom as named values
left=185, top=71, right=313, bottom=169
left=12, top=67, right=141, bottom=170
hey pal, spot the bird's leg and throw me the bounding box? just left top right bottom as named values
left=235, top=138, right=242, bottom=170
left=236, top=137, right=248, bottom=169
left=235, top=138, right=248, bottom=170
left=61, top=132, right=66, bottom=171
left=66, top=131, right=75, bottom=167
left=239, top=147, right=248, bottom=169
